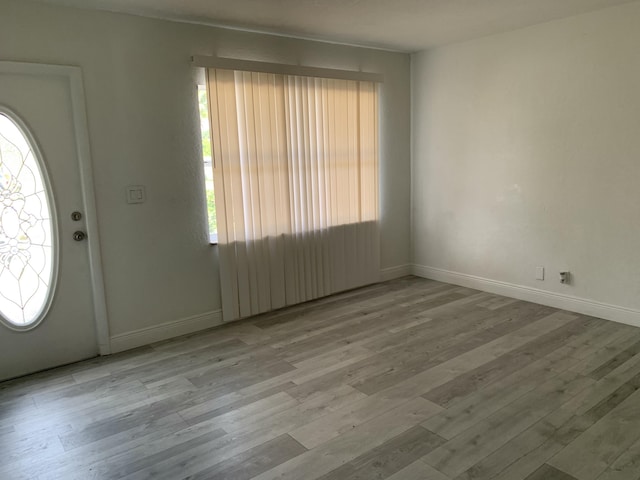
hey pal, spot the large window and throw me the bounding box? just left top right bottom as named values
left=197, top=84, right=217, bottom=244
left=202, top=65, right=380, bottom=321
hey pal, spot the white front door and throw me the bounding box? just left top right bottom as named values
left=0, top=64, right=104, bottom=381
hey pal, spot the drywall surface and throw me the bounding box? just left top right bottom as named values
left=0, top=0, right=411, bottom=339
left=412, top=2, right=640, bottom=313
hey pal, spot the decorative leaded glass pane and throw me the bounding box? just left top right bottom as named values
left=0, top=112, right=55, bottom=328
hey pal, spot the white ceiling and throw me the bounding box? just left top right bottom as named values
left=37, top=0, right=637, bottom=51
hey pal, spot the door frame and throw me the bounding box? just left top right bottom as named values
left=0, top=61, right=111, bottom=355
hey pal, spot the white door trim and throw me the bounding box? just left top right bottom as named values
left=0, top=61, right=111, bottom=354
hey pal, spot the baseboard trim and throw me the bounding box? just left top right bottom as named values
left=380, top=264, right=413, bottom=281
left=412, top=264, right=640, bottom=328
left=109, top=309, right=224, bottom=353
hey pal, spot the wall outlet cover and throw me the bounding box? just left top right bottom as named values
left=126, top=185, right=146, bottom=204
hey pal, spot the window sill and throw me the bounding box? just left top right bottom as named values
left=209, top=232, right=218, bottom=245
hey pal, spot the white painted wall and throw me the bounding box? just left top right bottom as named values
left=0, top=0, right=411, bottom=342
left=412, top=2, right=640, bottom=320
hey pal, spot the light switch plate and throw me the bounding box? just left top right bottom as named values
left=535, top=266, right=545, bottom=281
left=126, top=185, right=146, bottom=204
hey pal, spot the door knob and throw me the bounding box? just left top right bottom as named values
left=73, top=231, right=87, bottom=242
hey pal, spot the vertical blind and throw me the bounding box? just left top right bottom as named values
left=207, top=68, right=380, bottom=322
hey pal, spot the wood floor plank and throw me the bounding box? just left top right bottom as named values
left=387, top=316, right=434, bottom=333
left=250, top=397, right=442, bottom=480
left=289, top=389, right=434, bottom=449
left=186, top=434, right=307, bottom=480
left=352, top=300, right=559, bottom=396
left=596, top=435, right=640, bottom=480
left=457, top=423, right=566, bottom=480
left=525, top=464, right=579, bottom=480
left=315, top=425, right=444, bottom=480
left=460, top=349, right=640, bottom=480
left=553, top=320, right=629, bottom=362
left=422, top=343, right=581, bottom=440
left=27, top=414, right=189, bottom=480
left=588, top=338, right=640, bottom=380
left=423, top=370, right=594, bottom=478
left=548, top=387, right=640, bottom=480
left=386, top=459, right=451, bottom=480
left=177, top=381, right=297, bottom=426
left=569, top=329, right=640, bottom=376
left=423, top=313, right=591, bottom=407
left=368, top=308, right=583, bottom=406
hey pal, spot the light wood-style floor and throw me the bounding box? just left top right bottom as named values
left=2, top=276, right=640, bottom=480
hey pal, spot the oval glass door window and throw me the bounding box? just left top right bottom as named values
left=0, top=111, right=57, bottom=329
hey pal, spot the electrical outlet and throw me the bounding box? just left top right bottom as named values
left=560, top=271, right=570, bottom=284
left=535, top=267, right=545, bottom=281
